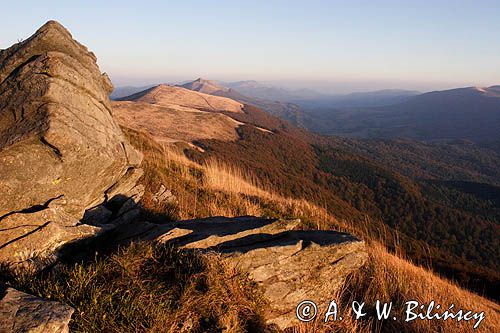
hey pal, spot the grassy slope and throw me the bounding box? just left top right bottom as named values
left=3, top=128, right=498, bottom=332
left=129, top=129, right=500, bottom=332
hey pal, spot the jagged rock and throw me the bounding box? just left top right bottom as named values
left=113, top=216, right=367, bottom=329
left=151, top=184, right=176, bottom=205
left=0, top=21, right=143, bottom=269
left=0, top=288, right=74, bottom=333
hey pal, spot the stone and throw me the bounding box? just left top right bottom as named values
left=151, top=184, right=176, bottom=205
left=0, top=288, right=74, bottom=333
left=81, top=205, right=113, bottom=226
left=113, top=216, right=367, bottom=329
left=0, top=207, right=101, bottom=268
left=0, top=21, right=143, bottom=269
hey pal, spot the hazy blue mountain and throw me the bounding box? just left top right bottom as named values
left=224, top=80, right=324, bottom=101
left=295, top=89, right=420, bottom=108
left=301, top=86, right=500, bottom=143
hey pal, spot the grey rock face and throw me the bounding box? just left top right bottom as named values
left=0, top=21, right=143, bottom=269
left=0, top=288, right=74, bottom=333
left=113, top=216, right=367, bottom=329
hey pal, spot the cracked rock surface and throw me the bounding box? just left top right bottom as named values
left=0, top=288, right=74, bottom=333
left=113, top=216, right=368, bottom=329
left=0, top=21, right=143, bottom=269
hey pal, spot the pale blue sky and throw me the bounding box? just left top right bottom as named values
left=1, top=0, right=499, bottom=93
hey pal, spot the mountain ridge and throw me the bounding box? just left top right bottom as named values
left=180, top=77, right=230, bottom=94
left=118, top=83, right=244, bottom=113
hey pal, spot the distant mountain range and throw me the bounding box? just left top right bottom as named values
left=179, top=78, right=305, bottom=125
left=223, top=80, right=324, bottom=101
left=303, top=86, right=500, bottom=143
left=294, top=89, right=420, bottom=108
left=111, top=79, right=418, bottom=108
left=112, top=80, right=500, bottom=144
left=180, top=78, right=231, bottom=95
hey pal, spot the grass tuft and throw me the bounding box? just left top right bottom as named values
left=6, top=242, right=270, bottom=333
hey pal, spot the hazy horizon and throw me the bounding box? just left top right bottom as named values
left=108, top=76, right=485, bottom=95
left=2, top=0, right=499, bottom=94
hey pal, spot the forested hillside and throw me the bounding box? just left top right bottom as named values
left=183, top=105, right=500, bottom=299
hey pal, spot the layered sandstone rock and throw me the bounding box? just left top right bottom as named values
left=0, top=21, right=143, bottom=269
left=0, top=288, right=74, bottom=333
left=112, top=216, right=367, bottom=329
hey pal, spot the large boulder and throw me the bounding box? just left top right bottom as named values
left=0, top=21, right=143, bottom=269
left=112, top=216, right=367, bottom=329
left=0, top=288, right=74, bottom=333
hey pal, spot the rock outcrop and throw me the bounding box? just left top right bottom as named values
left=112, top=216, right=367, bottom=329
left=0, top=21, right=143, bottom=269
left=0, top=288, right=74, bottom=333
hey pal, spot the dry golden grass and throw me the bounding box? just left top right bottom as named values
left=203, top=158, right=355, bottom=232
left=167, top=253, right=271, bottom=333
left=124, top=127, right=499, bottom=333
left=124, top=128, right=266, bottom=220
left=204, top=159, right=273, bottom=200
left=112, top=100, right=243, bottom=145
left=291, top=243, right=499, bottom=332
left=7, top=242, right=270, bottom=333
left=366, top=244, right=499, bottom=332
left=125, top=84, right=244, bottom=113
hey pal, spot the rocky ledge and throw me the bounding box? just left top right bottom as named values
left=112, top=216, right=368, bottom=329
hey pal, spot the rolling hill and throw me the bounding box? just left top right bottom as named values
left=180, top=78, right=230, bottom=95
left=179, top=78, right=309, bottom=127
left=110, top=84, right=157, bottom=99
left=112, top=84, right=276, bottom=150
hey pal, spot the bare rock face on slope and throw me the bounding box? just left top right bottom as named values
left=0, top=288, right=74, bottom=333
left=112, top=216, right=367, bottom=329
left=0, top=21, right=143, bottom=269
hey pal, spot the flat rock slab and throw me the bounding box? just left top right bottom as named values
left=0, top=288, right=74, bottom=333
left=113, top=216, right=367, bottom=329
